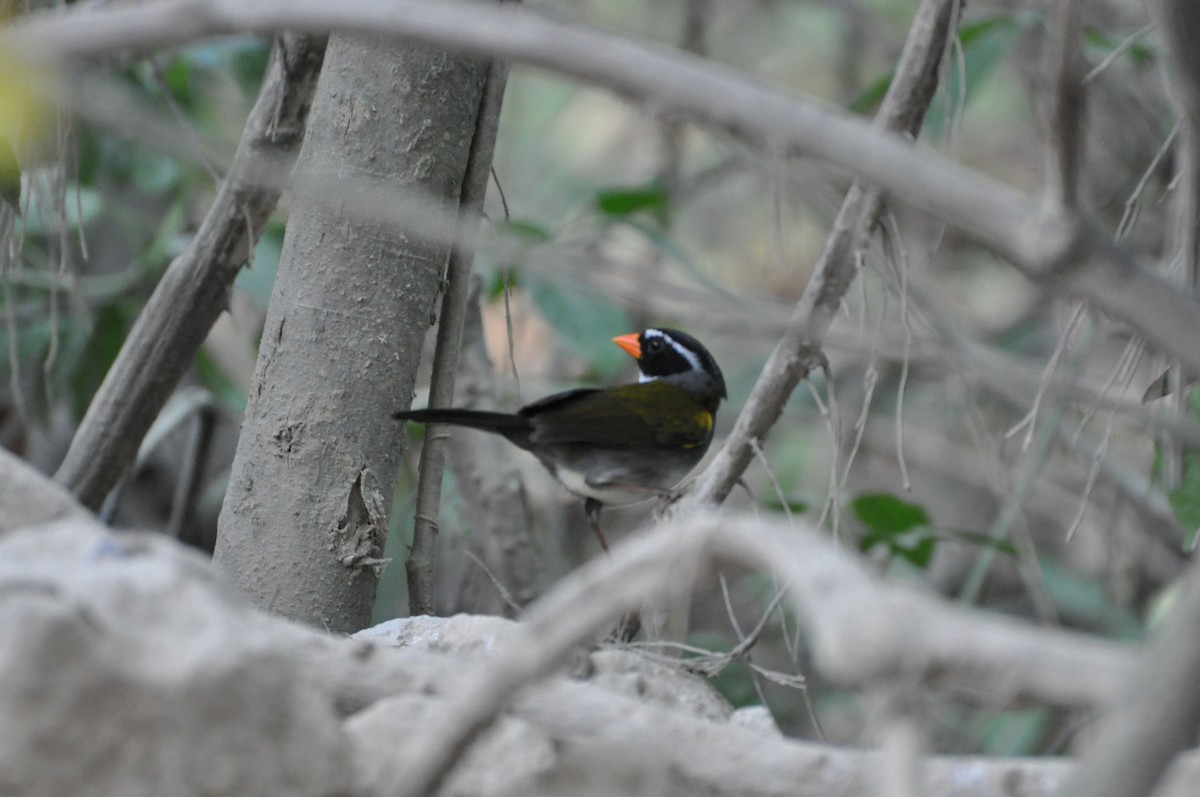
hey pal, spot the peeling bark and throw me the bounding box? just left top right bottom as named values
left=327, top=468, right=389, bottom=577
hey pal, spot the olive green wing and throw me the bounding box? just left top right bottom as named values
left=525, top=382, right=713, bottom=449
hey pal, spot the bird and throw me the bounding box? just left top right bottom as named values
left=393, top=327, right=726, bottom=552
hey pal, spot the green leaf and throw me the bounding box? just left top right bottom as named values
left=483, top=267, right=519, bottom=302
left=1169, top=454, right=1200, bottom=550
left=193, top=349, right=247, bottom=413
left=235, top=221, right=284, bottom=308
left=227, top=39, right=273, bottom=93
left=162, top=56, right=194, bottom=109
left=1084, top=28, right=1156, bottom=67
left=1142, top=367, right=1173, bottom=403
left=1146, top=580, right=1181, bottom=632
left=76, top=127, right=103, bottom=186
left=526, top=273, right=633, bottom=380
left=851, top=492, right=930, bottom=535
left=595, top=182, right=669, bottom=224
left=896, top=536, right=936, bottom=568
left=854, top=493, right=937, bottom=569
left=68, top=304, right=129, bottom=420
left=854, top=15, right=1023, bottom=138
left=924, top=14, right=1023, bottom=139
left=139, top=197, right=189, bottom=267
left=946, top=529, right=1018, bottom=557
left=846, top=73, right=892, bottom=116
left=685, top=632, right=759, bottom=708
left=1039, top=558, right=1143, bottom=638
left=130, top=149, right=185, bottom=196
left=21, top=185, right=105, bottom=237
left=860, top=528, right=937, bottom=569
left=503, top=219, right=552, bottom=242
left=0, top=134, right=21, bottom=211
left=979, top=708, right=1049, bottom=756
left=616, top=216, right=739, bottom=300
left=764, top=496, right=810, bottom=516
left=0, top=317, right=50, bottom=383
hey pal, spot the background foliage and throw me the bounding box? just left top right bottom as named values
left=1, top=0, right=1190, bottom=758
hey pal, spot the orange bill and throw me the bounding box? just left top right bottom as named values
left=612, top=333, right=641, bottom=359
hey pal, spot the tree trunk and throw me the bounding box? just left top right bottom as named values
left=213, top=33, right=491, bottom=632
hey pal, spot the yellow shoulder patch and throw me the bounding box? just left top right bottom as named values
left=681, top=411, right=713, bottom=448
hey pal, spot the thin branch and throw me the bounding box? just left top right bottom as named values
left=1042, top=0, right=1085, bottom=211
left=405, top=41, right=511, bottom=616
left=674, top=0, right=959, bottom=511
left=166, top=401, right=217, bottom=543
left=958, top=401, right=1059, bottom=607
left=1053, top=4, right=1200, bottom=796
left=1159, top=0, right=1200, bottom=497
left=1084, top=22, right=1156, bottom=84
left=877, top=699, right=924, bottom=797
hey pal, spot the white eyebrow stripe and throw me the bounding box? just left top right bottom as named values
left=641, top=328, right=701, bottom=377
left=663, top=334, right=701, bottom=371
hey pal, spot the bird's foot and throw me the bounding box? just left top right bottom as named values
left=654, top=488, right=682, bottom=512
left=584, top=498, right=611, bottom=553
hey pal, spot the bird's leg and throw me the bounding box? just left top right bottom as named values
left=584, top=498, right=610, bottom=553
left=584, top=497, right=642, bottom=641
left=608, top=611, right=642, bottom=644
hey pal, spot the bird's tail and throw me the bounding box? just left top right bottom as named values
left=392, top=408, right=532, bottom=436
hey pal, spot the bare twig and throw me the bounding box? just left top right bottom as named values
left=880, top=210, right=913, bottom=490
left=957, top=401, right=1059, bottom=610
left=1084, top=22, right=1156, bottom=84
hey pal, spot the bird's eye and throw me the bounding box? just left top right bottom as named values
left=646, top=338, right=664, bottom=353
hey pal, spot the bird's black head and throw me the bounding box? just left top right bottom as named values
left=614, top=327, right=726, bottom=400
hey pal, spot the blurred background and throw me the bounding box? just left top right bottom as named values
left=1, top=0, right=1189, bottom=757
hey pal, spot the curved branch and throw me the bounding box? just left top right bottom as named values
left=386, top=513, right=1135, bottom=796
left=5, top=0, right=1200, bottom=379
